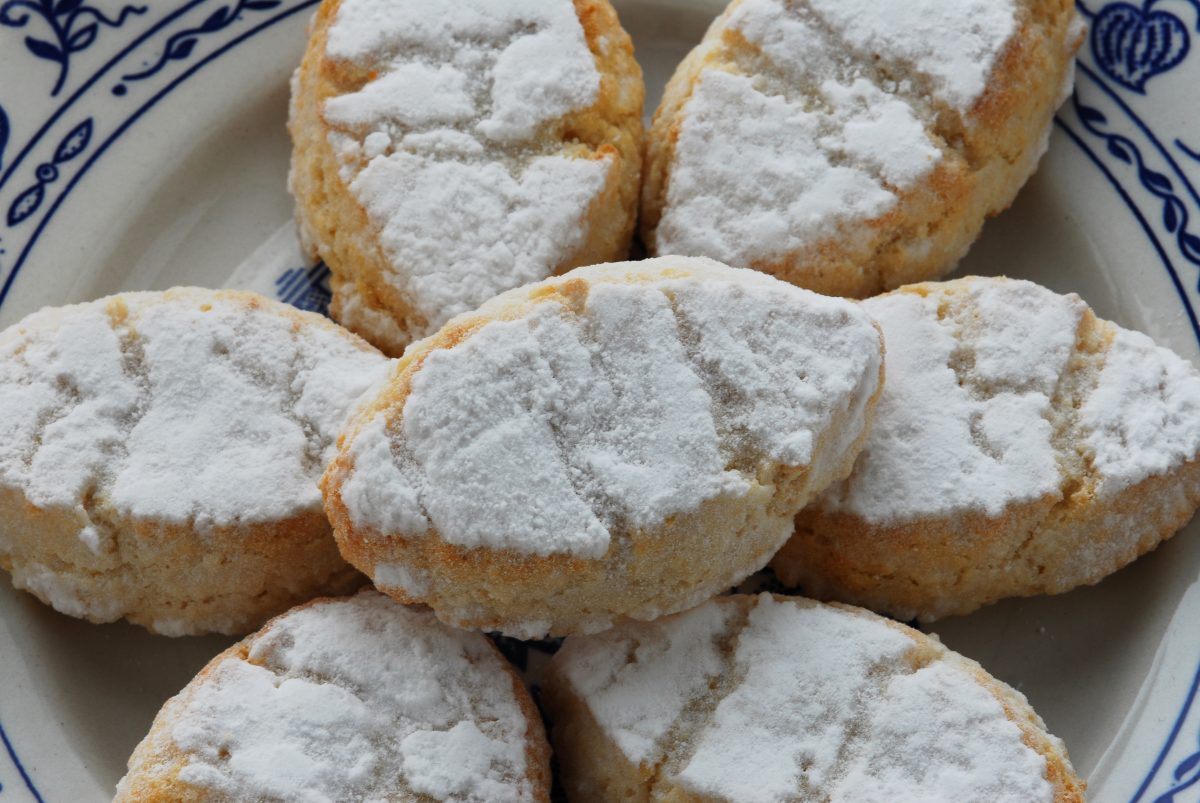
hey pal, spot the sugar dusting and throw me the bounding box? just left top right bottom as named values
left=555, top=594, right=1055, bottom=801
left=322, top=0, right=609, bottom=335
left=159, top=592, right=539, bottom=801
left=818, top=277, right=1200, bottom=523
left=819, top=280, right=1084, bottom=522
left=0, top=290, right=390, bottom=528
left=656, top=0, right=1016, bottom=264
left=339, top=259, right=882, bottom=558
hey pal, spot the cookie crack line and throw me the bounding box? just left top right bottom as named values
left=322, top=20, right=605, bottom=180
left=643, top=597, right=753, bottom=797
left=720, top=0, right=977, bottom=180
left=72, top=299, right=153, bottom=543
left=782, top=0, right=977, bottom=144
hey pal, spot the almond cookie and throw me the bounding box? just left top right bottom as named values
left=290, top=0, right=644, bottom=356
left=773, top=276, right=1200, bottom=620
left=0, top=288, right=391, bottom=636
left=640, top=0, right=1083, bottom=297
left=322, top=256, right=884, bottom=638
left=545, top=593, right=1084, bottom=802
left=115, top=590, right=550, bottom=802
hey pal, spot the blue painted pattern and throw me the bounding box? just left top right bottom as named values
left=114, top=0, right=281, bottom=95
left=1088, top=1, right=1192, bottom=92
left=0, top=0, right=146, bottom=96
left=0, top=0, right=1198, bottom=799
left=1071, top=83, right=1200, bottom=274
left=1062, top=2, right=1200, bottom=800
left=275, top=262, right=331, bottom=315
left=6, top=117, right=90, bottom=226
left=0, top=106, right=9, bottom=171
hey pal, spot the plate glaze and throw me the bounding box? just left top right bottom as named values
left=0, top=1, right=1199, bottom=800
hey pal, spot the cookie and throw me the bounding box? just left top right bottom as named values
left=545, top=593, right=1084, bottom=802
left=322, top=256, right=884, bottom=638
left=640, top=0, right=1083, bottom=297
left=0, top=288, right=390, bottom=635
left=773, top=276, right=1200, bottom=620
left=290, top=0, right=644, bottom=355
left=115, top=590, right=550, bottom=801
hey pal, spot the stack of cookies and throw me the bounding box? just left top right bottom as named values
left=1, top=0, right=1196, bottom=799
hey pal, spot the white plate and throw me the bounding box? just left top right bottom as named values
left=1, top=1, right=1199, bottom=800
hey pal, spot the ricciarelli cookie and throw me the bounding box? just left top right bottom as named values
left=115, top=590, right=550, bottom=801
left=322, top=256, right=884, bottom=638
left=0, top=289, right=390, bottom=636
left=290, top=0, right=644, bottom=355
left=773, top=276, right=1200, bottom=620
left=640, top=0, right=1083, bottom=297
left=545, top=593, right=1084, bottom=801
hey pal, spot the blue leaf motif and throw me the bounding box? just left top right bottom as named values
left=0, top=106, right=9, bottom=171
left=200, top=6, right=230, bottom=31
left=68, top=21, right=96, bottom=50
left=1078, top=105, right=1107, bottom=125
left=1164, top=200, right=1180, bottom=233
left=1108, top=139, right=1133, bottom=163
left=54, top=119, right=92, bottom=162
left=24, top=36, right=62, bottom=62
left=243, top=0, right=280, bottom=8
left=1142, top=168, right=1173, bottom=193
left=167, top=37, right=197, bottom=60
left=1175, top=750, right=1200, bottom=781
left=54, top=0, right=84, bottom=13
left=1184, top=234, right=1200, bottom=263
left=8, top=184, right=45, bottom=226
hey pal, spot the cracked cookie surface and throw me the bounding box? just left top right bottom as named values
left=545, top=593, right=1084, bottom=802
left=773, top=276, right=1200, bottom=620
left=116, top=590, right=551, bottom=802
left=0, top=288, right=391, bottom=635
left=322, top=256, right=884, bottom=638
left=290, top=0, right=644, bottom=355
left=640, top=0, right=1083, bottom=297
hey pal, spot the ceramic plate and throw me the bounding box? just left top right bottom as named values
left=1, top=1, right=1199, bottom=800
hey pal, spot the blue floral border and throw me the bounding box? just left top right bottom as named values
left=0, top=0, right=1199, bottom=799
left=1061, top=1, right=1200, bottom=798
left=0, top=1, right=319, bottom=797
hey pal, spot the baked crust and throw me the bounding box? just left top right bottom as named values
left=773, top=277, right=1200, bottom=620
left=322, top=257, right=885, bottom=637
left=289, top=0, right=644, bottom=356
left=0, top=288, right=384, bottom=635
left=640, top=0, right=1083, bottom=297
left=115, top=592, right=552, bottom=801
left=543, top=594, right=1085, bottom=802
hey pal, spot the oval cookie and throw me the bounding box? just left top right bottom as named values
left=641, top=0, right=1082, bottom=297
left=545, top=593, right=1084, bottom=801
left=322, top=256, right=884, bottom=637
left=0, top=289, right=390, bottom=635
left=773, top=276, right=1200, bottom=620
left=290, top=0, right=644, bottom=355
left=116, top=590, right=550, bottom=801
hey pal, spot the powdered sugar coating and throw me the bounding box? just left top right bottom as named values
left=818, top=277, right=1200, bottom=524
left=151, top=592, right=540, bottom=801
left=556, top=600, right=736, bottom=763
left=552, top=594, right=1055, bottom=801
left=831, top=661, right=1052, bottom=801
left=0, top=290, right=389, bottom=528
left=819, top=280, right=1085, bottom=522
left=1082, top=328, right=1200, bottom=493
left=322, top=0, right=610, bottom=334
left=347, top=152, right=609, bottom=333
left=806, top=0, right=1018, bottom=110
left=655, top=0, right=1015, bottom=266
left=340, top=259, right=883, bottom=558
